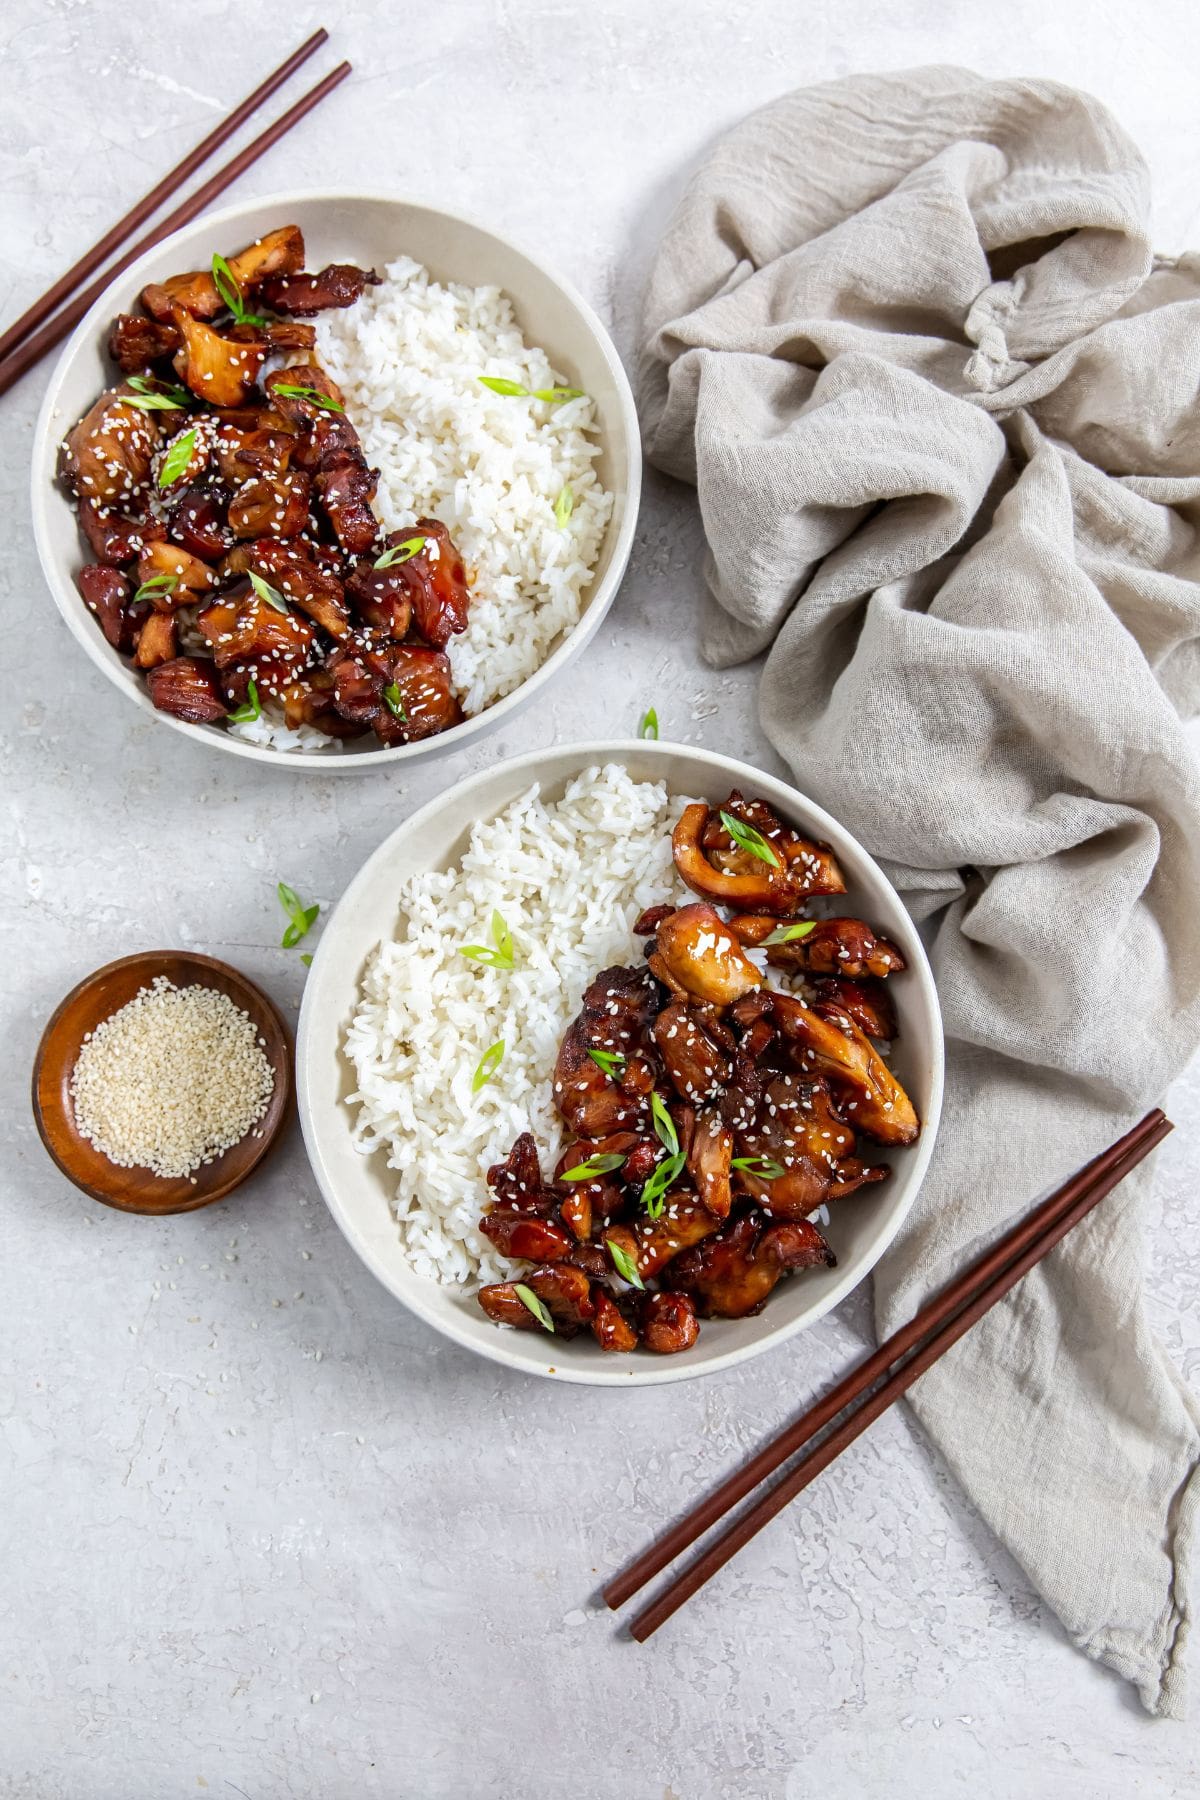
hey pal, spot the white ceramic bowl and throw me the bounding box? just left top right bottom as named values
left=297, top=740, right=944, bottom=1386
left=30, top=190, right=641, bottom=772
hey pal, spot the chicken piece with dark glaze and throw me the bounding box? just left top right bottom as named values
left=343, top=560, right=413, bottom=640
left=223, top=539, right=351, bottom=639
left=212, top=413, right=298, bottom=484
left=263, top=361, right=346, bottom=427
left=478, top=1208, right=575, bottom=1264
left=315, top=452, right=381, bottom=557
left=196, top=588, right=317, bottom=699
left=60, top=385, right=164, bottom=510
left=687, top=1108, right=734, bottom=1220
left=476, top=1264, right=595, bottom=1337
left=142, top=225, right=306, bottom=322
left=77, top=565, right=135, bottom=651
left=753, top=991, right=919, bottom=1145
left=168, top=488, right=233, bottom=563
left=326, top=639, right=461, bottom=744
left=640, top=1292, right=700, bottom=1353
left=136, top=538, right=219, bottom=601
left=76, top=498, right=158, bottom=566
left=730, top=914, right=907, bottom=983
left=630, top=1191, right=724, bottom=1280
left=809, top=976, right=898, bottom=1042
left=673, top=794, right=845, bottom=916
left=259, top=262, right=381, bottom=315
left=667, top=1210, right=835, bottom=1318
left=552, top=965, right=659, bottom=1138
left=262, top=365, right=381, bottom=554
left=374, top=520, right=471, bottom=650
left=648, top=902, right=764, bottom=1007
left=227, top=467, right=312, bottom=541
left=485, top=1131, right=558, bottom=1216
left=172, top=311, right=266, bottom=407
left=133, top=610, right=178, bottom=669
left=145, top=656, right=228, bottom=723
left=276, top=672, right=365, bottom=740
left=733, top=1074, right=887, bottom=1218
left=591, top=1289, right=640, bottom=1352
left=108, top=313, right=181, bottom=372
left=652, top=997, right=733, bottom=1106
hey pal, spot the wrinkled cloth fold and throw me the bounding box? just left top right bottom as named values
left=641, top=66, right=1200, bottom=1717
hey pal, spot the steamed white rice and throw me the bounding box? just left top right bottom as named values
left=317, top=256, right=613, bottom=715
left=228, top=255, right=612, bottom=754
left=343, top=765, right=696, bottom=1289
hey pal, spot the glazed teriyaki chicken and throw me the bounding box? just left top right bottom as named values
left=475, top=792, right=921, bottom=1355
left=59, top=225, right=472, bottom=746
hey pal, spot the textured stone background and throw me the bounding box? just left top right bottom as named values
left=2, top=2, right=1198, bottom=1795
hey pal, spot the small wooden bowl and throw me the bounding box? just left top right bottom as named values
left=32, top=951, right=293, bottom=1215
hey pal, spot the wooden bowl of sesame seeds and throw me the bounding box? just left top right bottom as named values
left=32, top=951, right=292, bottom=1214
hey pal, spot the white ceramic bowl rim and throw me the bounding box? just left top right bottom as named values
left=30, top=188, right=642, bottom=772
left=297, top=739, right=945, bottom=1387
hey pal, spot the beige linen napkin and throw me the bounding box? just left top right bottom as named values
left=641, top=66, right=1200, bottom=1717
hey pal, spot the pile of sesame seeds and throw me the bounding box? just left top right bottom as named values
left=70, top=977, right=275, bottom=1181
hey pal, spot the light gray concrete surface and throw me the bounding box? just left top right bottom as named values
left=2, top=2, right=1198, bottom=1795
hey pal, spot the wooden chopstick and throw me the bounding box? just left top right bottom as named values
left=606, top=1108, right=1171, bottom=1640
left=0, top=59, right=351, bottom=401
left=0, top=29, right=330, bottom=365
left=607, top=1106, right=1166, bottom=1611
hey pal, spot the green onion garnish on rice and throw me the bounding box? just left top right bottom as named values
left=459, top=911, right=515, bottom=970
left=472, top=1040, right=505, bottom=1092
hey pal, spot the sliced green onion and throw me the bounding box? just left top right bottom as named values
left=383, top=681, right=407, bottom=720
left=459, top=910, right=515, bottom=970
left=640, top=1151, right=685, bottom=1220
left=121, top=376, right=189, bottom=412
left=606, top=1238, right=644, bottom=1290
left=478, top=376, right=528, bottom=396
left=272, top=382, right=345, bottom=413
left=553, top=486, right=574, bottom=527
left=300, top=953, right=313, bottom=967
left=762, top=920, right=817, bottom=946
left=211, top=252, right=244, bottom=317
left=514, top=1282, right=555, bottom=1333
left=651, top=1091, right=679, bottom=1157
left=278, top=881, right=319, bottom=949
left=226, top=677, right=261, bottom=724
left=156, top=427, right=198, bottom=488
left=120, top=392, right=188, bottom=412
left=132, top=574, right=178, bottom=606
left=719, top=809, right=781, bottom=869
left=731, top=1155, right=786, bottom=1179
left=638, top=707, right=659, bottom=740
left=587, top=1048, right=626, bottom=1079
left=211, top=252, right=269, bottom=328
left=374, top=536, right=427, bottom=570
left=248, top=570, right=289, bottom=614
left=532, top=386, right=584, bottom=403
left=127, top=381, right=189, bottom=406
left=560, top=1152, right=627, bottom=1182
left=472, top=1039, right=505, bottom=1093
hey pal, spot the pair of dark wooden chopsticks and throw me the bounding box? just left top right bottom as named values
left=0, top=29, right=350, bottom=400
left=605, top=1106, right=1172, bottom=1640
